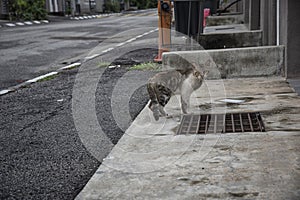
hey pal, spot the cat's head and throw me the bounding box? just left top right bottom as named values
left=191, top=62, right=209, bottom=79
left=193, top=70, right=209, bottom=79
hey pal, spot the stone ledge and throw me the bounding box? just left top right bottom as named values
left=162, top=46, right=285, bottom=79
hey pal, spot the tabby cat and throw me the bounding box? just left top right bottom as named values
left=147, top=66, right=208, bottom=121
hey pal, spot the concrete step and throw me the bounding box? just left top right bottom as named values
left=206, top=14, right=244, bottom=26
left=198, top=29, right=262, bottom=49
left=201, top=13, right=263, bottom=49
left=162, top=45, right=285, bottom=79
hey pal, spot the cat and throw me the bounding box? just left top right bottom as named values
left=147, top=65, right=208, bottom=121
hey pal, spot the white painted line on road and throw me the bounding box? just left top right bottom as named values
left=41, top=20, right=49, bottom=23
left=59, top=63, right=81, bottom=70
left=33, top=21, right=41, bottom=24
left=24, top=21, right=33, bottom=25
left=74, top=17, right=79, bottom=20
left=116, top=42, right=125, bottom=47
left=79, top=17, right=84, bottom=20
left=26, top=72, right=58, bottom=83
left=6, top=23, right=16, bottom=27
left=83, top=16, right=88, bottom=19
left=16, top=22, right=25, bottom=26
left=108, top=65, right=120, bottom=69
left=102, top=48, right=114, bottom=53
left=0, top=89, right=11, bottom=95
left=113, top=29, right=158, bottom=50
left=141, top=32, right=149, bottom=36
left=85, top=54, right=100, bottom=60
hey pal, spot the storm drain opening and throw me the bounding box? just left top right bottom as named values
left=176, top=112, right=265, bottom=135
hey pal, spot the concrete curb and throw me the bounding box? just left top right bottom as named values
left=70, top=13, right=121, bottom=20
left=162, top=45, right=285, bottom=79
left=0, top=20, right=49, bottom=28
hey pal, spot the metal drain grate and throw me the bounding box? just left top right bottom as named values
left=177, top=112, right=265, bottom=135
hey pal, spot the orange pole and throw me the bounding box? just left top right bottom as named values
left=154, top=0, right=172, bottom=63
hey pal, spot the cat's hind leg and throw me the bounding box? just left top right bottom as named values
left=157, top=85, right=172, bottom=118
left=147, top=83, right=160, bottom=121
left=158, top=105, right=167, bottom=117
left=151, top=104, right=160, bottom=121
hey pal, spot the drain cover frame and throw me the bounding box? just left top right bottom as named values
left=176, top=112, right=265, bottom=135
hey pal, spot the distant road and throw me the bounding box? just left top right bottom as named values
left=0, top=9, right=157, bottom=90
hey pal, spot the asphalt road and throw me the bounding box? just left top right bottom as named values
left=0, top=10, right=159, bottom=200
left=0, top=9, right=157, bottom=90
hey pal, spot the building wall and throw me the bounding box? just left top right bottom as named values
left=281, top=0, right=300, bottom=78
left=0, top=0, right=9, bottom=18
left=46, top=0, right=66, bottom=14
left=95, top=0, right=105, bottom=13
left=243, top=0, right=299, bottom=78
left=249, top=0, right=260, bottom=30
left=260, top=0, right=276, bottom=45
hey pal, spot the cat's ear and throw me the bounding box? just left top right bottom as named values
left=193, top=70, right=201, bottom=77
left=202, top=70, right=209, bottom=78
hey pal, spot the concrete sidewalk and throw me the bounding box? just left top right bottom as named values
left=76, top=77, right=300, bottom=199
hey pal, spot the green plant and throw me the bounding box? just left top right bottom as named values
left=104, top=0, right=120, bottom=13
left=130, top=0, right=157, bottom=9
left=8, top=0, right=47, bottom=21
left=129, top=62, right=160, bottom=71
left=98, top=62, right=110, bottom=68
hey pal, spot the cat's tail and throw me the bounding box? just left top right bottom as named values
left=147, top=83, right=160, bottom=121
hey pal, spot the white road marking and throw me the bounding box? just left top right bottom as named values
left=41, top=20, right=49, bottom=23
left=85, top=54, right=100, bottom=60
left=59, top=63, right=81, bottom=70
left=102, top=48, right=114, bottom=53
left=0, top=89, right=11, bottom=95
left=26, top=72, right=58, bottom=83
left=16, top=22, right=25, bottom=26
left=6, top=23, right=16, bottom=27
left=125, top=38, right=136, bottom=43
left=24, top=21, right=33, bottom=25
left=108, top=65, right=120, bottom=69
left=116, top=42, right=125, bottom=47
left=33, top=21, right=41, bottom=24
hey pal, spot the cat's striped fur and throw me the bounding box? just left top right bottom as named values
left=147, top=67, right=208, bottom=121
